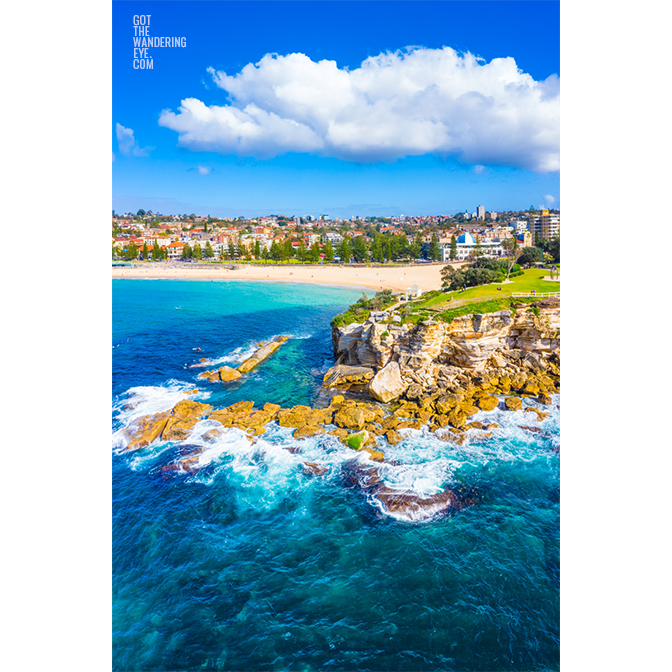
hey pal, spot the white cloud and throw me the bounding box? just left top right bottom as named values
left=544, top=194, right=556, bottom=205
left=116, top=123, right=149, bottom=157
left=158, top=47, right=559, bottom=172
left=197, top=166, right=211, bottom=175
left=473, top=164, right=485, bottom=175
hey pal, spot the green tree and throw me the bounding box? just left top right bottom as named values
left=152, top=242, right=160, bottom=261
left=228, top=242, right=236, bottom=259
left=141, top=242, right=149, bottom=260
left=371, top=234, right=384, bottom=263
left=254, top=240, right=261, bottom=258
left=337, top=238, right=351, bottom=263
left=518, top=246, right=544, bottom=265
left=193, top=242, right=203, bottom=260
left=384, top=237, right=392, bottom=263
left=310, top=241, right=321, bottom=263
left=323, top=240, right=334, bottom=263
left=410, top=232, right=423, bottom=259
left=428, top=233, right=441, bottom=261
left=136, top=209, right=146, bottom=217
left=501, top=237, right=522, bottom=279
left=283, top=240, right=294, bottom=260
left=352, top=236, right=369, bottom=262
left=182, top=243, right=192, bottom=260
left=449, top=234, right=457, bottom=260
left=297, top=243, right=308, bottom=262
left=204, top=241, right=214, bottom=258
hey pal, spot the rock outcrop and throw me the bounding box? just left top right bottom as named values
left=237, top=336, right=290, bottom=373
left=367, top=361, right=407, bottom=403
left=331, top=299, right=560, bottom=405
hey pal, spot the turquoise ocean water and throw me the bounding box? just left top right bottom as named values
left=112, top=279, right=559, bottom=671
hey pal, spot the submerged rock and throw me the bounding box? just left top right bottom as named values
left=374, top=487, right=463, bottom=521
left=302, top=462, right=328, bottom=476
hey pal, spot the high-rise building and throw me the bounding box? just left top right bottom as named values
left=477, top=205, right=485, bottom=220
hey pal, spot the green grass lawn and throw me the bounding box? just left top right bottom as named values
left=412, top=269, right=560, bottom=311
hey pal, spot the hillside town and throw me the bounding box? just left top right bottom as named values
left=112, top=206, right=560, bottom=265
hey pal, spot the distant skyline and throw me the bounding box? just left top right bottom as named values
left=113, top=1, right=560, bottom=218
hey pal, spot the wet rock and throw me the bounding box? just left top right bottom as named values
left=537, top=393, right=553, bottom=406
left=374, top=487, right=462, bottom=521
left=293, top=424, right=326, bottom=439
left=385, top=429, right=403, bottom=446
left=477, top=395, right=499, bottom=412
left=405, top=383, right=424, bottom=401
left=237, top=336, right=290, bottom=373
left=504, top=396, right=523, bottom=411
left=333, top=406, right=367, bottom=430
left=277, top=407, right=310, bottom=428
left=328, top=428, right=349, bottom=438
left=359, top=446, right=385, bottom=462
left=521, top=426, right=543, bottom=434
left=368, top=361, right=408, bottom=403
left=524, top=407, right=550, bottom=421
left=302, top=462, right=328, bottom=476
left=161, top=400, right=213, bottom=442
left=380, top=415, right=401, bottom=431
left=262, top=402, right=281, bottom=415
left=126, top=410, right=171, bottom=451
left=344, top=430, right=369, bottom=450
left=219, top=366, right=242, bottom=382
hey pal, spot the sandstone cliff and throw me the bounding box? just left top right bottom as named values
left=331, top=298, right=560, bottom=398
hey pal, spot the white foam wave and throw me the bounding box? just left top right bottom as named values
left=112, top=380, right=210, bottom=448
left=113, top=393, right=560, bottom=519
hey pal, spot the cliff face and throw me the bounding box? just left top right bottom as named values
left=332, top=299, right=560, bottom=394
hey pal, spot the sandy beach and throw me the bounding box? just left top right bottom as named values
left=112, top=262, right=461, bottom=292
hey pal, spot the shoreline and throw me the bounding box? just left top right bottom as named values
left=112, top=262, right=451, bottom=292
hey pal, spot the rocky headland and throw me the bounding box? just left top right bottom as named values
left=119, top=298, right=559, bottom=521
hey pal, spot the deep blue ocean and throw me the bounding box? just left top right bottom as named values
left=113, top=279, right=559, bottom=671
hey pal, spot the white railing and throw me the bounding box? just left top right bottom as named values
left=512, top=292, right=560, bottom=298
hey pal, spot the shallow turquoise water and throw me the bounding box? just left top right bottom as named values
left=113, top=279, right=559, bottom=671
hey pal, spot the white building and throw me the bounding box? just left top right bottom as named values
left=440, top=232, right=506, bottom=261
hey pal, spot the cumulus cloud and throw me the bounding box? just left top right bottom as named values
left=158, top=48, right=559, bottom=172
left=544, top=194, right=556, bottom=205
left=116, top=123, right=150, bottom=157
left=197, top=166, right=211, bottom=175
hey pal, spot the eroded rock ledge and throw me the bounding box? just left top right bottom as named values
left=328, top=298, right=560, bottom=404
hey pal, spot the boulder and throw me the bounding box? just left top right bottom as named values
left=504, top=397, right=523, bottom=411
left=322, top=365, right=375, bottom=388
left=262, top=402, right=281, bottom=415
left=359, top=446, right=385, bottom=463
left=277, top=406, right=311, bottom=428
left=345, top=430, right=369, bottom=450
left=367, top=361, right=408, bottom=403
left=333, top=406, right=367, bottom=430
left=385, top=429, right=403, bottom=446
left=328, top=428, right=349, bottom=438
left=219, top=366, right=242, bottom=382
left=477, top=395, right=499, bottom=412
left=126, top=410, right=171, bottom=451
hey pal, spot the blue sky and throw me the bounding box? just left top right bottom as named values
left=113, top=1, right=559, bottom=218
